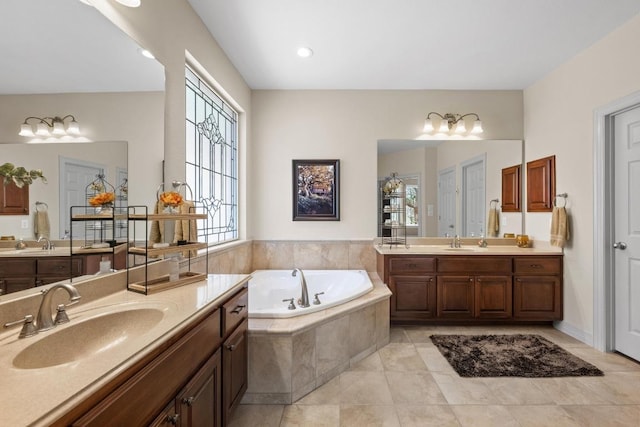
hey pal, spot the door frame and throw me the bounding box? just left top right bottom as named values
left=593, top=89, right=640, bottom=352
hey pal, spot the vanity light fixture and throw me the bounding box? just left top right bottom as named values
left=19, top=115, right=80, bottom=138
left=423, top=112, right=483, bottom=135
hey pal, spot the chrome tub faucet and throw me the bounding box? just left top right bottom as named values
left=292, top=268, right=310, bottom=308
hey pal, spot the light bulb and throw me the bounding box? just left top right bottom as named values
left=423, top=118, right=434, bottom=133
left=36, top=122, right=50, bottom=136
left=19, top=123, right=34, bottom=137
left=52, top=120, right=66, bottom=135
left=471, top=120, right=483, bottom=134
left=454, top=120, right=467, bottom=134
left=438, top=119, right=450, bottom=133
left=67, top=119, right=80, bottom=135
left=297, top=47, right=313, bottom=58
left=115, top=0, right=141, bottom=7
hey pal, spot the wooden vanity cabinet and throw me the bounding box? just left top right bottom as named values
left=0, top=177, right=29, bottom=215
left=513, top=256, right=562, bottom=320
left=378, top=252, right=562, bottom=323
left=0, top=258, right=36, bottom=294
left=66, top=283, right=249, bottom=427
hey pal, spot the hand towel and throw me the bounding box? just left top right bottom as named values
left=487, top=207, right=499, bottom=237
left=174, top=201, right=198, bottom=257
left=33, top=210, right=50, bottom=239
left=550, top=206, right=570, bottom=248
left=149, top=200, right=165, bottom=245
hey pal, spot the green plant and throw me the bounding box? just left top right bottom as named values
left=0, top=162, right=47, bottom=188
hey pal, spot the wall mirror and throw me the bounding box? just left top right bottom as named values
left=0, top=0, right=165, bottom=292
left=378, top=139, right=524, bottom=238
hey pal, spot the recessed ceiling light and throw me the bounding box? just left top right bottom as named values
left=297, top=47, right=314, bottom=58
left=139, top=48, right=155, bottom=59
left=115, top=0, right=141, bottom=7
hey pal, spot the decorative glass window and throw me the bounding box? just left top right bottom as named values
left=185, top=66, right=238, bottom=244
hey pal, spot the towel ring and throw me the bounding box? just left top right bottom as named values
left=35, top=201, right=48, bottom=211
left=553, top=193, right=568, bottom=208
left=490, top=199, right=499, bottom=209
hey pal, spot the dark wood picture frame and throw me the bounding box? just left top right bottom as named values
left=501, top=164, right=521, bottom=212
left=526, top=155, right=556, bottom=212
left=292, top=159, right=340, bottom=221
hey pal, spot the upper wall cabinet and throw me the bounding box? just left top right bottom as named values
left=0, top=177, right=29, bottom=215
left=526, top=155, right=556, bottom=212
left=501, top=164, right=521, bottom=212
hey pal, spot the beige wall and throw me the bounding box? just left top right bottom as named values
left=251, top=90, right=523, bottom=240
left=523, top=14, right=640, bottom=342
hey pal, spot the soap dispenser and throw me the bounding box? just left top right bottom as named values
left=15, top=239, right=27, bottom=250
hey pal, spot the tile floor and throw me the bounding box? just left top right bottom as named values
left=229, top=325, right=640, bottom=427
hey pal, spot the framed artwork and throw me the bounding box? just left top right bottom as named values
left=292, top=159, right=340, bottom=221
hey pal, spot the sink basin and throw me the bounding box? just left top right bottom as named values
left=13, top=308, right=164, bottom=369
left=0, top=247, right=66, bottom=256
left=443, top=247, right=477, bottom=252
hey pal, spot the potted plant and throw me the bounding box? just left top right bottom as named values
left=0, top=162, right=47, bottom=188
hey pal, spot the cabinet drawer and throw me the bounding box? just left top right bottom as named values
left=222, top=287, right=248, bottom=338
left=37, top=257, right=83, bottom=276
left=514, top=257, right=561, bottom=274
left=388, top=257, right=436, bottom=273
left=0, top=258, right=36, bottom=276
left=438, top=256, right=511, bottom=273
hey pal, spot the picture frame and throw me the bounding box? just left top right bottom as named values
left=292, top=159, right=340, bottom=221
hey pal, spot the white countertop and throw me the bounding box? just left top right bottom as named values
left=0, top=274, right=250, bottom=427
left=375, top=244, right=563, bottom=256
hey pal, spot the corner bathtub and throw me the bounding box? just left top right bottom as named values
left=248, top=269, right=374, bottom=318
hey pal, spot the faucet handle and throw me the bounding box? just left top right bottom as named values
left=4, top=314, right=38, bottom=338
left=54, top=304, right=70, bottom=325
left=282, top=298, right=296, bottom=310
left=313, top=292, right=325, bottom=305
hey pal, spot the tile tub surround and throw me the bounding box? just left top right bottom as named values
left=243, top=273, right=391, bottom=404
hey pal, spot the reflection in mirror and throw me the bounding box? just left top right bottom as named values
left=378, top=139, right=523, bottom=238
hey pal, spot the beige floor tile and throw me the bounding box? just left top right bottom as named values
left=561, top=405, right=640, bottom=427
left=389, top=327, right=411, bottom=343
left=533, top=377, right=616, bottom=405
left=296, top=377, right=341, bottom=405
left=567, top=347, right=640, bottom=372
left=482, top=378, right=556, bottom=405
left=227, top=404, right=284, bottom=427
left=395, top=405, right=460, bottom=427
left=280, top=404, right=340, bottom=427
left=340, top=405, right=400, bottom=426
left=386, top=371, right=447, bottom=404
left=415, top=346, right=457, bottom=373
left=431, top=372, right=498, bottom=405
left=506, top=405, right=582, bottom=427
left=574, top=373, right=640, bottom=404
left=450, top=405, right=519, bottom=427
left=349, top=351, right=384, bottom=372
left=339, top=371, right=394, bottom=405
left=378, top=343, right=428, bottom=371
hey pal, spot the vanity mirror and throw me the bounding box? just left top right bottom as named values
left=378, top=139, right=524, bottom=238
left=0, top=0, right=165, bottom=292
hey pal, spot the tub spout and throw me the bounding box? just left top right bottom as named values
left=292, top=268, right=310, bottom=308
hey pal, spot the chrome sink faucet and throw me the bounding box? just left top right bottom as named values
left=37, top=235, right=54, bottom=250
left=292, top=268, right=310, bottom=308
left=450, top=235, right=461, bottom=248
left=36, top=283, right=81, bottom=332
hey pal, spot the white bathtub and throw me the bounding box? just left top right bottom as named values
left=248, top=269, right=374, bottom=318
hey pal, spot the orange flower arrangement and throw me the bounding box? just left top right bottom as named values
left=160, top=191, right=183, bottom=207
left=89, top=192, right=115, bottom=206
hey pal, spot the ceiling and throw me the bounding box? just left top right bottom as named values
left=188, top=0, right=640, bottom=90
left=0, top=0, right=164, bottom=94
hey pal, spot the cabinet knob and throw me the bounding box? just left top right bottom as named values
left=226, top=343, right=237, bottom=351
left=231, top=304, right=246, bottom=314
left=166, top=414, right=180, bottom=425
left=529, top=264, right=542, bottom=269
left=182, top=396, right=195, bottom=407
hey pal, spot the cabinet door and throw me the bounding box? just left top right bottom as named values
left=475, top=275, right=512, bottom=319
left=223, top=319, right=248, bottom=425
left=437, top=276, right=475, bottom=318
left=0, top=178, right=29, bottom=215
left=513, top=275, right=562, bottom=320
left=177, top=349, right=222, bottom=427
left=389, top=274, right=436, bottom=320
left=2, top=277, right=36, bottom=294
left=0, top=258, right=36, bottom=276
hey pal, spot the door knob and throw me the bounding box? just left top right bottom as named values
left=613, top=242, right=628, bottom=250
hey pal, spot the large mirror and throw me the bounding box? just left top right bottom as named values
left=0, top=0, right=164, bottom=290
left=378, top=139, right=524, bottom=238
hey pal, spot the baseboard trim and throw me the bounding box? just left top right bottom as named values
left=554, top=320, right=594, bottom=347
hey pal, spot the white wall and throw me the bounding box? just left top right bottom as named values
left=251, top=90, right=523, bottom=240
left=524, top=14, right=640, bottom=342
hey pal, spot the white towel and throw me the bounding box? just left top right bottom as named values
left=34, top=210, right=50, bottom=239
left=550, top=206, right=570, bottom=248
left=487, top=207, right=499, bottom=237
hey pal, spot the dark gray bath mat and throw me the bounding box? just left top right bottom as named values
left=430, top=334, right=604, bottom=378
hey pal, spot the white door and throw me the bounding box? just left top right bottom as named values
left=461, top=155, right=486, bottom=237
left=59, top=157, right=106, bottom=240
left=614, top=105, right=640, bottom=361
left=438, top=167, right=456, bottom=237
